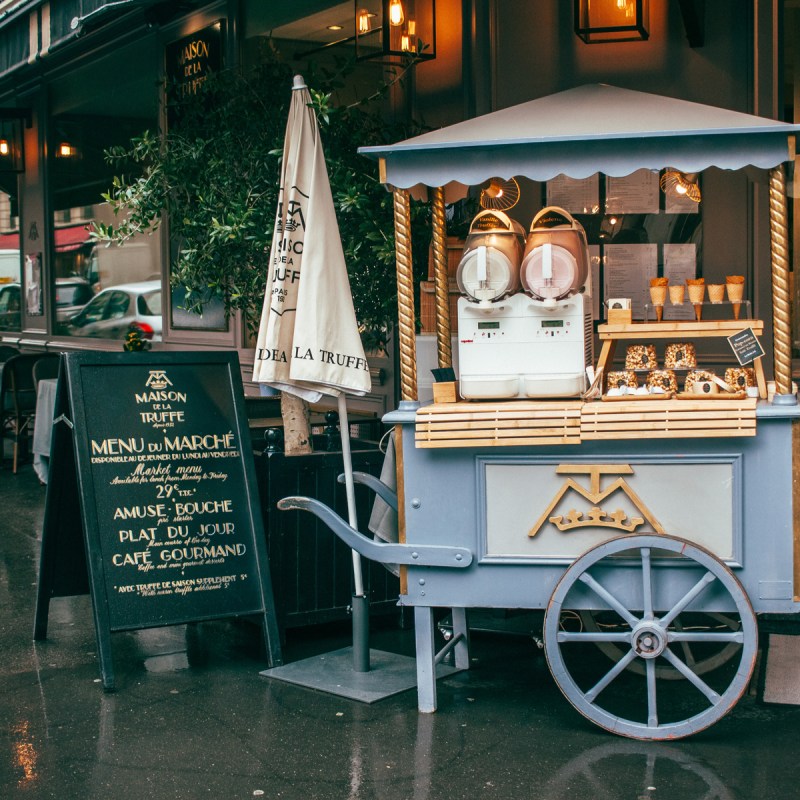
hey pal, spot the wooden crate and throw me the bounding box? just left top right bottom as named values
left=419, top=280, right=460, bottom=334
left=581, top=398, right=758, bottom=440
left=415, top=401, right=583, bottom=448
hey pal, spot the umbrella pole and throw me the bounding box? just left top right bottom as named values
left=338, top=392, right=371, bottom=672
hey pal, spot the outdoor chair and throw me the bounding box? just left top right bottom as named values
left=0, top=345, right=18, bottom=362
left=1, top=353, right=41, bottom=473
left=32, top=353, right=60, bottom=390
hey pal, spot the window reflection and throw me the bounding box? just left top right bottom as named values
left=0, top=190, right=20, bottom=331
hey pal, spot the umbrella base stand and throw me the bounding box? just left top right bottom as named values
left=261, top=595, right=461, bottom=703
left=260, top=647, right=461, bottom=704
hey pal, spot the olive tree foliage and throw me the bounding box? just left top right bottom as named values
left=92, top=45, right=431, bottom=350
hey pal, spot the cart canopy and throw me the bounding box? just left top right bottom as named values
left=359, top=84, right=800, bottom=191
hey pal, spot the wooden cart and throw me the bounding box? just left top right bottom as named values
left=282, top=85, right=800, bottom=740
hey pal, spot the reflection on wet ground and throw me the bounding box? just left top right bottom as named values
left=2, top=467, right=800, bottom=799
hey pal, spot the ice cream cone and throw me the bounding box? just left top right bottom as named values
left=669, top=285, right=685, bottom=305
left=726, top=281, right=744, bottom=320
left=649, top=286, right=667, bottom=321
left=707, top=284, right=725, bottom=303
left=687, top=283, right=705, bottom=319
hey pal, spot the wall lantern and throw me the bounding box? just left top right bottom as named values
left=355, top=0, right=436, bottom=62
left=0, top=110, right=31, bottom=173
left=56, top=142, right=78, bottom=159
left=574, top=0, right=649, bottom=43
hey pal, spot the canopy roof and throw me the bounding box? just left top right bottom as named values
left=359, top=84, right=800, bottom=190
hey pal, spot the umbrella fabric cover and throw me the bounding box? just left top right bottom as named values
left=253, top=77, right=371, bottom=403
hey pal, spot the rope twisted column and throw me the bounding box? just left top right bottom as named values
left=431, top=186, right=453, bottom=368
left=393, top=187, right=418, bottom=401
left=769, top=166, right=793, bottom=396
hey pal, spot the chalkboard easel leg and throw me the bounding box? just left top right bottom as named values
left=262, top=610, right=283, bottom=667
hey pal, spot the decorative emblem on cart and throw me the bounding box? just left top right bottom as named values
left=528, top=464, right=665, bottom=537
left=145, top=370, right=173, bottom=391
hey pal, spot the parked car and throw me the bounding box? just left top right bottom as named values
left=67, top=280, right=162, bottom=341
left=0, top=282, right=20, bottom=330
left=55, top=277, right=94, bottom=324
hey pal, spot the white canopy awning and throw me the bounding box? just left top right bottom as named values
left=359, top=84, right=800, bottom=190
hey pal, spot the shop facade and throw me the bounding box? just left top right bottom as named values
left=0, top=0, right=794, bottom=414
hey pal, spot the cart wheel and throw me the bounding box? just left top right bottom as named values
left=544, top=534, right=757, bottom=740
left=578, top=610, right=742, bottom=680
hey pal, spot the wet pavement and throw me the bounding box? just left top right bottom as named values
left=3, top=465, right=800, bottom=799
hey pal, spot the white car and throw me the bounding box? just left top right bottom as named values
left=68, top=280, right=162, bottom=341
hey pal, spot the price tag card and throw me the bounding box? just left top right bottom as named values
left=727, top=328, right=765, bottom=365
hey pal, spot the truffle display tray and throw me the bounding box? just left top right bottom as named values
left=675, top=391, right=748, bottom=400
left=602, top=392, right=675, bottom=401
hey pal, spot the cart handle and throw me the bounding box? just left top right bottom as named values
left=337, top=471, right=398, bottom=511
left=277, top=496, right=473, bottom=568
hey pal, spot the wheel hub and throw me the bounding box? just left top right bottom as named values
left=631, top=621, right=667, bottom=659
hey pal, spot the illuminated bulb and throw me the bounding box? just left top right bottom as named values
left=0, top=140, right=9, bottom=156
left=58, top=142, right=75, bottom=158
left=358, top=9, right=371, bottom=33
left=401, top=33, right=410, bottom=51
left=389, top=0, right=404, bottom=26
left=407, top=19, right=416, bottom=35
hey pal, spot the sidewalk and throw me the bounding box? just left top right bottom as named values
left=2, top=465, right=800, bottom=799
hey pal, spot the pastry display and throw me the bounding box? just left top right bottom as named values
left=649, top=277, right=668, bottom=321
left=664, top=342, right=697, bottom=369
left=646, top=369, right=678, bottom=393
left=607, top=370, right=638, bottom=390
left=725, top=367, right=755, bottom=390
left=726, top=275, right=745, bottom=319
left=686, top=278, right=705, bottom=320
left=625, top=344, right=657, bottom=370
left=684, top=369, right=717, bottom=393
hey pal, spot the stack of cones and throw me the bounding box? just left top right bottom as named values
left=649, top=277, right=668, bottom=321
left=686, top=278, right=705, bottom=320
left=669, top=284, right=685, bottom=306
left=707, top=284, right=725, bottom=304
left=726, top=275, right=744, bottom=320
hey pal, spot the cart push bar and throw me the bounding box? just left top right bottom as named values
left=276, top=495, right=473, bottom=568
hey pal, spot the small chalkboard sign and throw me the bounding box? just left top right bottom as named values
left=727, top=328, right=766, bottom=366
left=34, top=351, right=282, bottom=689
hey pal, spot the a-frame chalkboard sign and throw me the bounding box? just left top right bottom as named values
left=34, top=351, right=282, bottom=689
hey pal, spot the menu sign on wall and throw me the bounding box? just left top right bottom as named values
left=34, top=351, right=282, bottom=689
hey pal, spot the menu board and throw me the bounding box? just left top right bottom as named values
left=34, top=351, right=282, bottom=689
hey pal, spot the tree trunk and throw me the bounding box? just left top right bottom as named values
left=281, top=391, right=312, bottom=455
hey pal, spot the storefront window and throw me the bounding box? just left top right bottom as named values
left=50, top=36, right=161, bottom=342
left=0, top=189, right=20, bottom=331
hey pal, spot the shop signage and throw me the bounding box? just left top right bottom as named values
left=33, top=351, right=282, bottom=689
left=727, top=328, right=765, bottom=366
left=165, top=21, right=224, bottom=125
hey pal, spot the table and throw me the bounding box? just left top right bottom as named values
left=32, top=378, right=57, bottom=483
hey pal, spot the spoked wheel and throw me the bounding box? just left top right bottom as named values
left=578, top=610, right=743, bottom=680
left=544, top=535, right=757, bottom=740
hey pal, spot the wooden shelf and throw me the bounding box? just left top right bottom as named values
left=596, top=319, right=767, bottom=399
left=414, top=398, right=757, bottom=448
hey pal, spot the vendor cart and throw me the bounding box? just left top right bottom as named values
left=280, top=85, right=800, bottom=740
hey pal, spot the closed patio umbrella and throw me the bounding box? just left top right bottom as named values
left=253, top=75, right=373, bottom=669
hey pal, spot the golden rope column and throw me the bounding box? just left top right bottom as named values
left=769, top=165, right=793, bottom=396
left=393, top=187, right=418, bottom=401
left=431, top=186, right=453, bottom=368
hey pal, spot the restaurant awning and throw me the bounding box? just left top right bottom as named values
left=0, top=224, right=91, bottom=252
left=359, top=84, right=800, bottom=191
